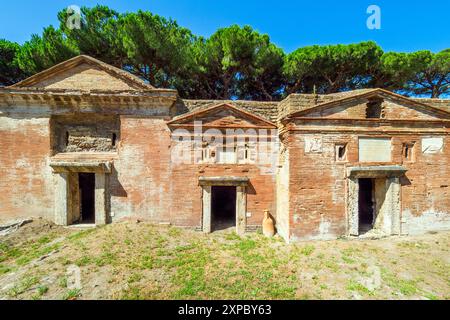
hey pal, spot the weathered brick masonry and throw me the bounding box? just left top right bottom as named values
left=0, top=55, right=449, bottom=242
left=277, top=91, right=450, bottom=241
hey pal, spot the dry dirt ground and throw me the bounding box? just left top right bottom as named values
left=0, top=218, right=449, bottom=300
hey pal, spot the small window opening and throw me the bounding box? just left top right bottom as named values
left=336, top=144, right=347, bottom=161
left=65, top=131, right=69, bottom=146
left=217, top=144, right=237, bottom=164
left=201, top=141, right=209, bottom=162
left=244, top=143, right=249, bottom=160
left=112, top=133, right=117, bottom=146
left=402, top=142, right=415, bottom=162
left=366, top=99, right=384, bottom=119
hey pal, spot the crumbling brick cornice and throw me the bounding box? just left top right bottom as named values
left=0, top=87, right=178, bottom=115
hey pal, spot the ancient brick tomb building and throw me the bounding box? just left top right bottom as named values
left=0, top=55, right=449, bottom=242
left=277, top=90, right=450, bottom=240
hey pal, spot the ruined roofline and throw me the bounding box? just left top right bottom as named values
left=168, top=102, right=277, bottom=128
left=179, top=99, right=279, bottom=122
left=0, top=87, right=177, bottom=95
left=181, top=98, right=279, bottom=106
left=8, top=55, right=156, bottom=91
left=280, top=88, right=450, bottom=121
left=0, top=87, right=178, bottom=111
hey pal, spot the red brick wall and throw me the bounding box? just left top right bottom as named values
left=110, top=116, right=173, bottom=222
left=307, top=99, right=445, bottom=121
left=0, top=117, right=54, bottom=222
left=111, top=118, right=276, bottom=229
left=170, top=163, right=276, bottom=228
left=287, top=130, right=450, bottom=240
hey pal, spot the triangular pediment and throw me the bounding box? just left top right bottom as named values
left=289, top=89, right=450, bottom=121
left=9, top=55, right=153, bottom=91
left=168, top=103, right=276, bottom=128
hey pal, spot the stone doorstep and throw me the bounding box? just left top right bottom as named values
left=63, top=223, right=97, bottom=229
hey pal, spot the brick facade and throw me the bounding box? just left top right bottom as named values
left=0, top=55, right=449, bottom=242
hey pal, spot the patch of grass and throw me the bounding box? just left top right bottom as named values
left=127, top=273, right=143, bottom=284
left=7, top=276, right=39, bottom=297
left=174, top=244, right=195, bottom=252
left=4, top=247, right=23, bottom=259
left=140, top=255, right=154, bottom=269
left=95, top=251, right=118, bottom=267
left=382, top=270, right=419, bottom=296
left=14, top=243, right=61, bottom=266
left=340, top=248, right=358, bottom=264
left=0, top=264, right=12, bottom=275
left=170, top=246, right=210, bottom=299
left=156, top=236, right=167, bottom=246
left=299, top=244, right=315, bottom=256
left=424, top=292, right=438, bottom=300
left=225, top=232, right=241, bottom=241
left=58, top=276, right=68, bottom=288
left=168, top=227, right=181, bottom=237
left=235, top=238, right=257, bottom=252
left=0, top=242, right=9, bottom=252
left=63, top=288, right=81, bottom=300
left=324, top=259, right=340, bottom=272
left=121, top=286, right=144, bottom=300
left=37, top=236, right=51, bottom=244
left=266, top=282, right=297, bottom=299
left=67, top=228, right=96, bottom=242
left=346, top=280, right=372, bottom=295
left=76, top=255, right=92, bottom=266
left=2, top=219, right=448, bottom=300
left=37, top=285, right=49, bottom=295
left=243, top=252, right=265, bottom=265
left=341, top=255, right=356, bottom=264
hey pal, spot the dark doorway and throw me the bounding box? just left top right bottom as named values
left=79, top=173, right=95, bottom=223
left=211, top=186, right=236, bottom=231
left=358, top=178, right=374, bottom=234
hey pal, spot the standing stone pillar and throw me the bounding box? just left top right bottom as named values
left=389, top=177, right=401, bottom=235
left=202, top=186, right=212, bottom=233
left=347, top=177, right=359, bottom=236
left=95, top=173, right=107, bottom=225
left=236, top=186, right=247, bottom=235
left=68, top=173, right=80, bottom=223
left=375, top=177, right=401, bottom=235
left=54, top=172, right=69, bottom=226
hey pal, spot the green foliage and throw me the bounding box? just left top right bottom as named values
left=284, top=41, right=383, bottom=94
left=0, top=39, right=24, bottom=85
left=346, top=279, right=373, bottom=295
left=57, top=5, right=124, bottom=66
left=63, top=288, right=81, bottom=300
left=382, top=50, right=450, bottom=97
left=16, top=25, right=79, bottom=75
left=193, top=25, right=285, bottom=100
left=299, top=244, right=315, bottom=256
left=119, top=10, right=196, bottom=88
left=6, top=5, right=450, bottom=98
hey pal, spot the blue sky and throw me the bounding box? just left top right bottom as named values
left=0, top=0, right=449, bottom=53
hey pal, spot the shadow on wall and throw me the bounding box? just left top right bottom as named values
left=110, top=166, right=127, bottom=198
left=246, top=182, right=256, bottom=195
left=107, top=166, right=127, bottom=223
left=400, top=175, right=412, bottom=186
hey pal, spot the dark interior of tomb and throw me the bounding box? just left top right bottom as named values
left=358, top=178, right=374, bottom=234
left=79, top=173, right=95, bottom=223
left=211, top=186, right=236, bottom=231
